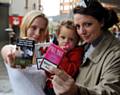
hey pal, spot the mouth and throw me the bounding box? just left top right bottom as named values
left=82, top=34, right=90, bottom=39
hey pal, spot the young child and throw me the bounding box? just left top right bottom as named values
left=44, top=20, right=84, bottom=95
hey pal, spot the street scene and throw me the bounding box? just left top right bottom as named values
left=0, top=0, right=120, bottom=95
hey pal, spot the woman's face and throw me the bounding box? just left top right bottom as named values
left=57, top=26, right=77, bottom=52
left=27, top=17, right=47, bottom=43
left=74, top=14, right=103, bottom=43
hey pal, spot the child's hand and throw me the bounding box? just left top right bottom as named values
left=61, top=43, right=74, bottom=52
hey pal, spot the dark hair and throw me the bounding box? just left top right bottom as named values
left=73, top=1, right=119, bottom=30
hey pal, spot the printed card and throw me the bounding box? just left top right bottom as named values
left=40, top=43, right=64, bottom=72
left=35, top=43, right=50, bottom=69
left=15, top=39, right=35, bottom=68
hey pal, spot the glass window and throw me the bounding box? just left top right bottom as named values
left=64, top=0, right=70, bottom=2
left=64, top=5, right=70, bottom=10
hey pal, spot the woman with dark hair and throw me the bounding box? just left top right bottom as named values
left=50, top=0, right=120, bottom=95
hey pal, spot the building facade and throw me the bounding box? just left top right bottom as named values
left=60, top=0, right=80, bottom=15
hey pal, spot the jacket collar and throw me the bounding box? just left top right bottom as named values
left=88, top=32, right=114, bottom=63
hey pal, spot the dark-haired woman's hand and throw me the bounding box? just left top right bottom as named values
left=50, top=68, right=78, bottom=95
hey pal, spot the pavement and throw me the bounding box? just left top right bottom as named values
left=0, top=41, right=14, bottom=95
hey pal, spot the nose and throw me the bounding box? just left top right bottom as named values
left=64, top=38, right=70, bottom=44
left=34, top=29, right=40, bottom=36
left=77, top=27, right=86, bottom=35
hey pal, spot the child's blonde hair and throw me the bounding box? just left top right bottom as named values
left=57, top=20, right=80, bottom=45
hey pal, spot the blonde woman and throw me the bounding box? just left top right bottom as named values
left=1, top=10, right=49, bottom=95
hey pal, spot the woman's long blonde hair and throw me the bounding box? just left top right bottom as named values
left=20, top=10, right=48, bottom=38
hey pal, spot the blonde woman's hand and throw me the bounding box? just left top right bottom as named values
left=1, top=45, right=16, bottom=67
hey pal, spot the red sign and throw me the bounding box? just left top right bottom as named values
left=9, top=16, right=23, bottom=26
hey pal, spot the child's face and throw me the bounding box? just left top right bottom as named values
left=57, top=26, right=77, bottom=52
left=26, top=17, right=47, bottom=43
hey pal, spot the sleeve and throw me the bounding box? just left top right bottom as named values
left=76, top=50, right=120, bottom=95
left=58, top=47, right=84, bottom=79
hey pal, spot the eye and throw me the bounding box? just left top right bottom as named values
left=40, top=29, right=46, bottom=33
left=30, top=25, right=37, bottom=30
left=60, top=35, right=65, bottom=39
left=69, top=38, right=74, bottom=42
left=75, top=24, right=80, bottom=30
left=84, top=22, right=92, bottom=27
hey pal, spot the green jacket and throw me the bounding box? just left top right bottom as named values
left=76, top=32, right=120, bottom=95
